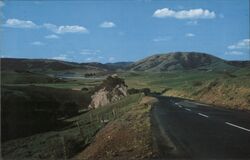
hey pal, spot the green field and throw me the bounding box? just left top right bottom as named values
left=120, top=68, right=250, bottom=109
left=2, top=93, right=143, bottom=159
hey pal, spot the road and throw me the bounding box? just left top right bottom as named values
left=152, top=96, right=250, bottom=159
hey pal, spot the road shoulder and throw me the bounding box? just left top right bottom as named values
left=73, top=96, right=159, bottom=160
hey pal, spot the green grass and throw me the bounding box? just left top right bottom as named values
left=2, top=93, right=143, bottom=160
left=3, top=78, right=103, bottom=90
left=1, top=71, right=59, bottom=84
left=120, top=68, right=250, bottom=93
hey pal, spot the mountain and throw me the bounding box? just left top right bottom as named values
left=226, top=61, right=250, bottom=68
left=1, top=53, right=248, bottom=73
left=0, top=58, right=110, bottom=73
left=105, top=62, right=133, bottom=70
left=128, top=52, right=239, bottom=71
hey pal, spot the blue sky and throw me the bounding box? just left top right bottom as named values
left=0, top=0, right=249, bottom=63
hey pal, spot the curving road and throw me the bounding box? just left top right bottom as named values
left=152, top=96, right=250, bottom=159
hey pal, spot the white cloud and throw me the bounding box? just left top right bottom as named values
left=185, top=33, right=195, bottom=37
left=56, top=25, right=88, bottom=34
left=228, top=39, right=250, bottom=50
left=4, top=19, right=38, bottom=28
left=31, top=41, right=45, bottom=46
left=100, top=21, right=116, bottom=28
left=225, top=51, right=245, bottom=55
left=0, top=1, right=5, bottom=8
left=45, top=34, right=59, bottom=39
left=3, top=20, right=88, bottom=34
left=108, top=57, right=115, bottom=62
left=80, top=49, right=100, bottom=55
left=43, top=23, right=88, bottom=34
left=153, top=36, right=171, bottom=42
left=153, top=8, right=216, bottom=19
left=52, top=54, right=67, bottom=60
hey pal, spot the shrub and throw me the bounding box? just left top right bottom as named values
left=81, top=87, right=89, bottom=91
left=128, top=88, right=151, bottom=95
left=192, top=81, right=203, bottom=86
left=95, top=76, right=127, bottom=92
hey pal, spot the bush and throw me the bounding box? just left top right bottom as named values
left=95, top=76, right=127, bottom=92
left=128, top=88, right=151, bottom=95
left=84, top=73, right=96, bottom=77
left=192, top=81, right=203, bottom=86
left=81, top=87, right=89, bottom=91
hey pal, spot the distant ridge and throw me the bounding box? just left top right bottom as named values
left=127, top=52, right=240, bottom=71
left=1, top=52, right=249, bottom=72
left=0, top=58, right=109, bottom=72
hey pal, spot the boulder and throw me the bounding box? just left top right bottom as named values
left=88, top=75, right=128, bottom=109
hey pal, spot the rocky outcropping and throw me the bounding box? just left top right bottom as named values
left=88, top=75, right=128, bottom=109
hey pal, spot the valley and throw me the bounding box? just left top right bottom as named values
left=1, top=52, right=250, bottom=159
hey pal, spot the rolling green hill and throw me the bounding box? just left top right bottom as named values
left=128, top=52, right=238, bottom=71
left=0, top=58, right=110, bottom=73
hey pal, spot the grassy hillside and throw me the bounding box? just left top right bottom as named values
left=1, top=71, right=63, bottom=84
left=128, top=52, right=237, bottom=71
left=2, top=94, right=143, bottom=160
left=1, top=85, right=92, bottom=141
left=1, top=58, right=110, bottom=75
left=121, top=68, right=250, bottom=110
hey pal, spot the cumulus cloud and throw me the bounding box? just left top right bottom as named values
left=31, top=41, right=45, bottom=46
left=56, top=25, right=88, bottom=34
left=100, top=21, right=116, bottom=28
left=45, top=34, right=60, bottom=39
left=153, top=8, right=216, bottom=19
left=4, top=19, right=38, bottom=28
left=185, top=33, right=195, bottom=37
left=44, top=23, right=88, bottom=34
left=52, top=54, right=67, bottom=60
left=3, top=19, right=89, bottom=35
left=228, top=39, right=250, bottom=50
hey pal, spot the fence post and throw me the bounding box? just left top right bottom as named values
left=61, top=136, right=67, bottom=160
left=89, top=113, right=92, bottom=122
left=112, top=109, right=116, bottom=119
left=76, top=121, right=84, bottom=140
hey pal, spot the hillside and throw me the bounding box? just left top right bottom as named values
left=0, top=58, right=110, bottom=73
left=128, top=52, right=238, bottom=71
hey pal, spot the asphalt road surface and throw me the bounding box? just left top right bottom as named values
left=152, top=96, right=250, bottom=159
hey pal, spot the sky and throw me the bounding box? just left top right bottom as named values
left=0, top=0, right=249, bottom=63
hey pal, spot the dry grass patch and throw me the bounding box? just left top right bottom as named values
left=73, top=96, right=158, bottom=160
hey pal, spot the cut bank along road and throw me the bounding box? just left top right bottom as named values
left=152, top=96, right=250, bottom=159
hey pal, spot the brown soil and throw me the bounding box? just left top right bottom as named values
left=73, top=96, right=158, bottom=160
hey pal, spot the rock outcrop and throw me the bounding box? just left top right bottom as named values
left=88, top=75, right=128, bottom=109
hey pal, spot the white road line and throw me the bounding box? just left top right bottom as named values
left=185, top=108, right=191, bottom=111
left=198, top=113, right=209, bottom=118
left=225, top=122, right=250, bottom=132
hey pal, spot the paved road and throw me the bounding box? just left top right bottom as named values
left=152, top=96, right=250, bottom=159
